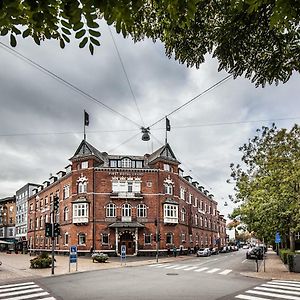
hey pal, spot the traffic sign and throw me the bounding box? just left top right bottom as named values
left=121, top=245, right=126, bottom=259
left=275, top=232, right=281, bottom=243
left=69, top=245, right=78, bottom=263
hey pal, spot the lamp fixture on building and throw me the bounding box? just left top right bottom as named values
left=141, top=127, right=150, bottom=141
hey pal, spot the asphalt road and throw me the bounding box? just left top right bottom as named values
left=33, top=249, right=266, bottom=300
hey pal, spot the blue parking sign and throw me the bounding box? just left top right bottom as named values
left=275, top=232, right=281, bottom=243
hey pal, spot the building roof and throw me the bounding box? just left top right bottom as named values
left=147, top=143, right=180, bottom=165
left=70, top=140, right=106, bottom=162
left=0, top=196, right=15, bottom=204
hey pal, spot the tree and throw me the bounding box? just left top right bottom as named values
left=229, top=124, right=300, bottom=251
left=0, top=0, right=299, bottom=87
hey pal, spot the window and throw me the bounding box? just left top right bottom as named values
left=8, top=228, right=14, bottom=237
left=144, top=234, right=151, bottom=244
left=180, top=187, right=185, bottom=200
left=78, top=181, right=87, bottom=193
left=64, top=207, right=69, bottom=221
left=102, top=233, right=109, bottom=244
left=189, top=234, right=193, bottom=243
left=127, top=181, right=133, bottom=192
left=194, top=197, right=198, bottom=207
left=106, top=203, right=116, bottom=217
left=188, top=193, right=192, bottom=204
left=164, top=164, right=170, bottom=171
left=204, top=218, right=208, bottom=228
left=181, top=233, right=186, bottom=243
left=296, top=232, right=300, bottom=240
left=40, top=216, right=43, bottom=228
left=36, top=218, right=39, bottom=229
left=78, top=233, right=86, bottom=245
left=166, top=233, right=173, bottom=244
left=122, top=203, right=131, bottom=217
left=200, top=216, right=203, bottom=227
left=164, top=183, right=173, bottom=195
left=195, top=214, right=198, bottom=226
left=146, top=181, right=152, bottom=188
left=181, top=207, right=186, bottom=222
left=164, top=204, right=178, bottom=223
left=73, top=203, right=88, bottom=218
left=63, top=185, right=70, bottom=199
left=137, top=204, right=147, bottom=218
left=29, top=219, right=33, bottom=230
left=64, top=233, right=69, bottom=245
left=121, top=158, right=132, bottom=168
left=110, top=160, right=117, bottom=167
left=136, top=161, right=143, bottom=168
left=81, top=161, right=88, bottom=169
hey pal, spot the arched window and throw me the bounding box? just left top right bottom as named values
left=78, top=181, right=87, bottom=193
left=200, top=216, right=203, bottom=227
left=166, top=232, right=173, bottom=244
left=204, top=218, right=208, bottom=228
left=106, top=203, right=116, bottom=217
left=164, top=183, right=173, bottom=195
left=64, top=207, right=69, bottom=221
left=137, top=204, right=147, bottom=218
left=122, top=203, right=131, bottom=217
left=195, top=214, right=198, bottom=226
left=181, top=207, right=186, bottom=222
left=78, top=233, right=86, bottom=245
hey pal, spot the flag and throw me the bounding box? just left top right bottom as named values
left=166, top=117, right=171, bottom=131
left=84, top=111, right=89, bottom=126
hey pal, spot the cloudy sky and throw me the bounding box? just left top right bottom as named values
left=1, top=22, right=299, bottom=219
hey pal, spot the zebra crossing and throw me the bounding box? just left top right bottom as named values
left=0, top=281, right=56, bottom=300
left=235, top=279, right=300, bottom=300
left=148, top=263, right=232, bottom=276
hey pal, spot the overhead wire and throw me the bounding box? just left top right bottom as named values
left=0, top=41, right=141, bottom=128
left=108, top=131, right=141, bottom=153
left=108, top=26, right=145, bottom=126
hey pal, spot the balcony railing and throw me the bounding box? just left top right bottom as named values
left=164, top=217, right=178, bottom=224
left=73, top=216, right=88, bottom=224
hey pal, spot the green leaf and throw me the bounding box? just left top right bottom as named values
left=88, top=29, right=101, bottom=37
left=12, top=27, right=21, bottom=35
left=62, top=34, right=70, bottom=43
left=33, top=35, right=40, bottom=45
left=1, top=28, right=9, bottom=36
left=89, top=42, right=94, bottom=55
left=90, top=37, right=100, bottom=46
left=10, top=34, right=17, bottom=47
left=75, top=29, right=86, bottom=39
left=61, top=20, right=72, bottom=29
left=62, top=27, right=71, bottom=35
left=22, top=28, right=31, bottom=38
left=87, top=21, right=99, bottom=28
left=73, top=22, right=84, bottom=31
left=79, top=36, right=88, bottom=48
left=60, top=38, right=65, bottom=49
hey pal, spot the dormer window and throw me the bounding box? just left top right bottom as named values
left=81, top=161, right=88, bottom=169
left=121, top=158, right=132, bottom=168
left=164, top=183, right=173, bottom=195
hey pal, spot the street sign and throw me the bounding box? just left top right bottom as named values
left=69, top=245, right=78, bottom=270
left=275, top=232, right=281, bottom=243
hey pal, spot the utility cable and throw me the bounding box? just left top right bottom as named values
left=108, top=131, right=141, bottom=153
left=148, top=74, right=233, bottom=129
left=0, top=42, right=141, bottom=128
left=108, top=26, right=145, bottom=126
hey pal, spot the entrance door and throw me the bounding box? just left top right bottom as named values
left=119, top=232, right=135, bottom=255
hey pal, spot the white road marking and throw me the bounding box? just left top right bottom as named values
left=235, top=294, right=270, bottom=300
left=0, top=288, right=44, bottom=298
left=0, top=282, right=35, bottom=289
left=149, top=264, right=164, bottom=267
left=156, top=264, right=170, bottom=268
left=5, top=291, right=50, bottom=300
left=194, top=267, right=209, bottom=272
left=0, top=285, right=39, bottom=293
left=246, top=289, right=300, bottom=300
left=183, top=266, right=198, bottom=271
left=261, top=284, right=300, bottom=291
left=254, top=286, right=300, bottom=296
left=241, top=259, right=248, bottom=264
left=273, top=280, right=300, bottom=285
left=206, top=268, right=220, bottom=273
left=218, top=269, right=232, bottom=275
left=267, top=281, right=300, bottom=288
left=173, top=265, right=189, bottom=270
left=165, top=265, right=179, bottom=269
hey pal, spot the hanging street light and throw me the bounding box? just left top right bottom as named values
left=141, top=127, right=150, bottom=141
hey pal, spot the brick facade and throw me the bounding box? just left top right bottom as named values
left=27, top=141, right=227, bottom=255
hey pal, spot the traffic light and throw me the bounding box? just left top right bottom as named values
left=158, top=233, right=161, bottom=241
left=45, top=222, right=52, bottom=237
left=154, top=233, right=161, bottom=242
left=54, top=223, right=60, bottom=237
left=53, top=196, right=59, bottom=212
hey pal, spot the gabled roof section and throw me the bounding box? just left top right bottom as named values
left=70, top=140, right=106, bottom=162
left=148, top=143, right=180, bottom=165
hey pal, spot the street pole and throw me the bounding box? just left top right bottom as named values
left=263, top=237, right=265, bottom=272
left=51, top=208, right=55, bottom=275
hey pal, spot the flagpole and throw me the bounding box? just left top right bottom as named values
left=165, top=116, right=168, bottom=145
left=84, top=110, right=86, bottom=141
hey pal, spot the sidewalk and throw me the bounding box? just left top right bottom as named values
left=0, top=252, right=192, bottom=283
left=241, top=250, right=300, bottom=281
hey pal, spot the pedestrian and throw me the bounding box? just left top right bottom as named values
left=173, top=246, right=177, bottom=257
left=167, top=247, right=171, bottom=257
left=90, top=246, right=94, bottom=256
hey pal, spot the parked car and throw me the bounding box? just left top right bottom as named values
left=242, top=244, right=250, bottom=249
left=219, top=246, right=229, bottom=253
left=246, top=247, right=263, bottom=260
left=209, top=247, right=219, bottom=255
left=197, top=248, right=211, bottom=257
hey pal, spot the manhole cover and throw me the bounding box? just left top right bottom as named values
left=166, top=273, right=178, bottom=276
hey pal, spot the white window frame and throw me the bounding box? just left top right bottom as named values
left=64, top=207, right=69, bottom=221
left=78, top=181, right=87, bottom=194
left=106, top=203, right=116, bottom=217
left=81, top=161, right=88, bottom=169
left=137, top=204, right=147, bottom=218
left=166, top=233, right=173, bottom=244
left=121, top=158, right=132, bottom=168
left=180, top=187, right=185, bottom=200
left=78, top=233, right=86, bottom=245
left=122, top=203, right=132, bottom=217
left=163, top=204, right=178, bottom=224
left=181, top=207, right=186, bottom=222
left=144, top=234, right=151, bottom=245
left=63, top=185, right=70, bottom=199
left=64, top=233, right=69, bottom=245
left=164, top=183, right=173, bottom=195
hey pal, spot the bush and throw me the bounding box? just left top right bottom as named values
left=279, top=249, right=292, bottom=264
left=287, top=253, right=296, bottom=272
left=92, top=252, right=108, bottom=263
left=30, top=252, right=52, bottom=269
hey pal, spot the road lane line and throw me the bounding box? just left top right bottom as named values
left=165, top=265, right=179, bottom=269
left=273, top=280, right=300, bottom=285
left=156, top=264, right=170, bottom=268
left=261, top=284, right=300, bottom=291
left=5, top=291, right=50, bottom=300
left=0, top=288, right=44, bottom=298
left=267, top=282, right=300, bottom=288
left=241, top=259, right=248, bottom=264
left=183, top=266, right=198, bottom=271
left=0, top=285, right=39, bottom=293
left=254, top=287, right=300, bottom=295
left=235, top=294, right=270, bottom=300
left=148, top=264, right=164, bottom=267
left=194, top=267, right=209, bottom=272
left=174, top=265, right=189, bottom=270
left=246, top=289, right=300, bottom=299
left=0, top=282, right=35, bottom=289
left=219, top=269, right=232, bottom=275
left=206, top=268, right=220, bottom=273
